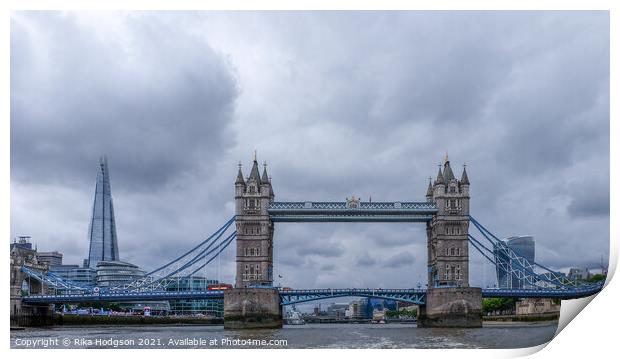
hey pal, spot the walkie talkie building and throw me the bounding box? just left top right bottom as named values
left=86, top=156, right=120, bottom=268
left=494, top=236, right=535, bottom=289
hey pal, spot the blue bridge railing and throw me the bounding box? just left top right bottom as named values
left=22, top=283, right=605, bottom=305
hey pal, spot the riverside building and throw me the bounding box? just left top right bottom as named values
left=95, top=261, right=146, bottom=287
left=37, top=251, right=63, bottom=267
left=166, top=276, right=224, bottom=317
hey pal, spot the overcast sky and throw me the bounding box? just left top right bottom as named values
left=10, top=11, right=609, bottom=290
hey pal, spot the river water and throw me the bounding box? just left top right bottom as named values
left=10, top=322, right=558, bottom=349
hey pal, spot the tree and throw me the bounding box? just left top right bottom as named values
left=587, top=274, right=606, bottom=283
left=74, top=301, right=123, bottom=311
left=386, top=308, right=417, bottom=318
left=483, top=297, right=516, bottom=313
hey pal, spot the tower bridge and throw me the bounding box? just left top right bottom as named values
left=227, top=154, right=477, bottom=327
left=267, top=201, right=438, bottom=222
left=233, top=154, right=471, bottom=291
left=15, top=154, right=604, bottom=329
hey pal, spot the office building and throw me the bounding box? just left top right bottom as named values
left=37, top=251, right=63, bottom=267
left=49, top=265, right=96, bottom=287
left=166, top=276, right=223, bottom=317
left=494, top=235, right=535, bottom=289
left=346, top=299, right=366, bottom=319
left=326, top=303, right=349, bottom=319
left=567, top=268, right=591, bottom=281
left=95, top=260, right=146, bottom=287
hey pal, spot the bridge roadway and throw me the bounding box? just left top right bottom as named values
left=21, top=285, right=603, bottom=305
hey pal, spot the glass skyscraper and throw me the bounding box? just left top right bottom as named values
left=494, top=236, right=535, bottom=289
left=86, top=156, right=120, bottom=268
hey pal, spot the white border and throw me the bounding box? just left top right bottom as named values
left=2, top=1, right=616, bottom=358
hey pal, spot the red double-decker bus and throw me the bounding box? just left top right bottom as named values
left=208, top=283, right=233, bottom=291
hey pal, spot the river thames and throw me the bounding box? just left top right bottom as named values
left=11, top=322, right=558, bottom=349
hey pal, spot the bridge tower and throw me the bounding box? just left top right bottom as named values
left=426, top=154, right=470, bottom=287
left=234, top=154, right=275, bottom=288
left=419, top=154, right=482, bottom=328
left=225, top=154, right=282, bottom=329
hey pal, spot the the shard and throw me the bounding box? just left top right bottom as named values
left=86, top=156, right=120, bottom=268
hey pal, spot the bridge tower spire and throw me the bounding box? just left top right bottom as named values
left=234, top=154, right=275, bottom=288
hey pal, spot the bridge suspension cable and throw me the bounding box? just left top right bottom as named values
left=468, top=216, right=602, bottom=292
left=105, top=216, right=237, bottom=292
left=20, top=266, right=89, bottom=293
left=20, top=217, right=238, bottom=294
left=186, top=232, right=236, bottom=278
left=143, top=216, right=235, bottom=276
left=122, top=231, right=237, bottom=292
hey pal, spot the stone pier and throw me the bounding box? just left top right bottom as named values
left=418, top=287, right=482, bottom=328
left=223, top=288, right=282, bottom=329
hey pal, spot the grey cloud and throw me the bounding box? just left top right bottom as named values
left=356, top=253, right=376, bottom=267
left=371, top=227, right=425, bottom=247
left=320, top=264, right=335, bottom=271
left=294, top=241, right=344, bottom=258
left=568, top=180, right=610, bottom=218
left=277, top=252, right=302, bottom=267
left=11, top=12, right=238, bottom=192
left=382, top=252, right=415, bottom=269
left=11, top=11, right=609, bottom=289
